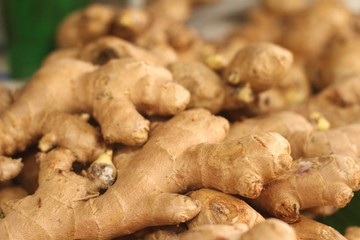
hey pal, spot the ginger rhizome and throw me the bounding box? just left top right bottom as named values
left=0, top=109, right=293, bottom=239
left=187, top=189, right=264, bottom=228
left=250, top=154, right=360, bottom=223
left=0, top=58, right=190, bottom=158
left=3, top=0, right=360, bottom=238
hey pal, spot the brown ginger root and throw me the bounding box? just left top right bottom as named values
left=112, top=8, right=150, bottom=41
left=146, top=219, right=296, bottom=240
left=290, top=215, right=346, bottom=240
left=294, top=76, right=360, bottom=128
left=0, top=109, right=293, bottom=239
left=224, top=42, right=293, bottom=92
left=241, top=218, right=297, bottom=240
left=315, top=36, right=360, bottom=90
left=237, top=7, right=284, bottom=43
left=281, top=0, right=353, bottom=60
left=345, top=226, right=360, bottom=240
left=250, top=154, right=360, bottom=223
left=0, top=58, right=190, bottom=157
left=168, top=60, right=225, bottom=113
left=187, top=189, right=264, bottom=228
left=0, top=157, right=22, bottom=183
left=57, top=4, right=116, bottom=48
left=226, top=111, right=313, bottom=159
left=302, top=123, right=360, bottom=159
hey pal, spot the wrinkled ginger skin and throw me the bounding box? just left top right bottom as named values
left=303, top=124, right=360, bottom=159
left=0, top=58, right=190, bottom=156
left=0, top=109, right=293, bottom=239
left=251, top=155, right=360, bottom=223
left=227, top=111, right=313, bottom=159
left=224, top=42, right=293, bottom=92
left=186, top=189, right=264, bottom=228
left=291, top=215, right=346, bottom=240
left=168, top=61, right=225, bottom=113
left=0, top=59, right=96, bottom=156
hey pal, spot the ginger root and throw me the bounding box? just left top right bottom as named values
left=345, top=226, right=360, bottom=240
left=291, top=215, right=346, bottom=240
left=0, top=109, right=293, bottom=239
left=0, top=58, right=190, bottom=158
left=224, top=42, right=293, bottom=92
left=187, top=189, right=264, bottom=228
left=168, top=61, right=225, bottom=113
left=250, top=155, right=360, bottom=223
left=0, top=157, right=22, bottom=183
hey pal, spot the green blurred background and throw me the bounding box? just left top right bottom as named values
left=1, top=0, right=89, bottom=80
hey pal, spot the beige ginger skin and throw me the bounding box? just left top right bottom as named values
left=0, top=109, right=292, bottom=239
left=0, top=58, right=190, bottom=158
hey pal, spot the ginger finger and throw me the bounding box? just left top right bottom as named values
left=291, top=215, right=346, bottom=240
left=303, top=124, right=360, bottom=158
left=57, top=3, right=116, bottom=48
left=39, top=113, right=106, bottom=162
left=181, top=132, right=292, bottom=199
left=0, top=58, right=190, bottom=156
left=187, top=188, right=264, bottom=228
left=168, top=61, right=225, bottom=113
left=112, top=8, right=150, bottom=41
left=0, top=59, right=96, bottom=156
left=87, top=150, right=117, bottom=189
left=56, top=11, right=83, bottom=48
left=224, top=42, right=293, bottom=92
left=315, top=37, right=360, bottom=90
left=0, top=109, right=292, bottom=239
left=345, top=226, right=360, bottom=240
left=0, top=157, right=22, bottom=182
left=250, top=155, right=360, bottom=223
left=227, top=111, right=313, bottom=159
left=281, top=0, right=353, bottom=60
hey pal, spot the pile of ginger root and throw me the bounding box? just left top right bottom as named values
left=2, top=0, right=360, bottom=239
